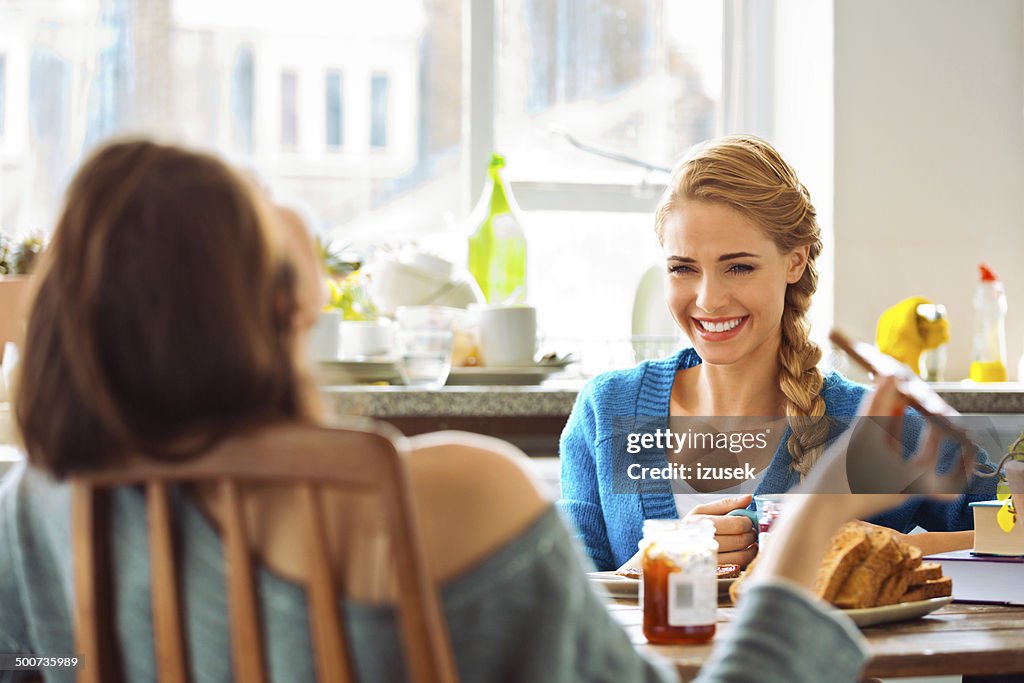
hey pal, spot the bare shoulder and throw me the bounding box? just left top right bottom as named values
left=404, top=431, right=551, bottom=581
left=407, top=431, right=543, bottom=487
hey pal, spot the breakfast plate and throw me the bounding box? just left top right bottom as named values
left=586, top=572, right=738, bottom=600
left=842, top=596, right=953, bottom=628
left=446, top=359, right=573, bottom=386
left=315, top=359, right=402, bottom=385
left=587, top=572, right=640, bottom=598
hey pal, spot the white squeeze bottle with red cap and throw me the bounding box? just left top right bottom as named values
left=970, top=264, right=1008, bottom=382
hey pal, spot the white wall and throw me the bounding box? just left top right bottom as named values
left=774, top=0, right=834, bottom=359
left=834, top=0, right=1024, bottom=381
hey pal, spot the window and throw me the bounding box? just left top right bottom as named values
left=370, top=73, right=389, bottom=149
left=0, top=54, right=6, bottom=136
left=494, top=0, right=722, bottom=187
left=230, top=47, right=255, bottom=154
left=0, top=1, right=779, bottom=351
left=2, top=2, right=459, bottom=233
left=474, top=0, right=729, bottom=341
left=280, top=70, right=298, bottom=149
left=325, top=69, right=343, bottom=150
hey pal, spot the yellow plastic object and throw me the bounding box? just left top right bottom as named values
left=997, top=498, right=1017, bottom=533
left=969, top=360, right=1008, bottom=382
left=875, top=296, right=950, bottom=374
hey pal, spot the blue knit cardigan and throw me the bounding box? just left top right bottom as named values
left=558, top=348, right=998, bottom=571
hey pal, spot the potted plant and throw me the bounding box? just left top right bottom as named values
left=0, top=234, right=45, bottom=360
left=1002, top=435, right=1024, bottom=532
left=316, top=238, right=377, bottom=321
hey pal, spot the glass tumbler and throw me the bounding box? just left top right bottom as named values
left=394, top=306, right=458, bottom=388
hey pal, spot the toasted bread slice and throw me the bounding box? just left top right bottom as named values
left=901, top=575, right=953, bottom=602
left=903, top=545, right=923, bottom=571
left=908, top=562, right=943, bottom=585
left=868, top=536, right=909, bottom=606
left=833, top=529, right=904, bottom=609
left=876, top=568, right=912, bottom=606
left=728, top=556, right=759, bottom=604
left=814, top=523, right=871, bottom=603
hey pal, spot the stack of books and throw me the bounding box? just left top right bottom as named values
left=971, top=500, right=1024, bottom=556
left=926, top=500, right=1024, bottom=606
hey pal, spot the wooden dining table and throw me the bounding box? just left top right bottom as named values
left=607, top=598, right=1024, bottom=680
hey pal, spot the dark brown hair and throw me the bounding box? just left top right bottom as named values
left=15, top=139, right=318, bottom=477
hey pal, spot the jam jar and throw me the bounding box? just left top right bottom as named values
left=639, top=518, right=717, bottom=645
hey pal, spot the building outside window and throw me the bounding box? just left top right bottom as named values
left=325, top=69, right=343, bottom=150
left=370, top=73, right=389, bottom=149
left=280, top=70, right=298, bottom=149
left=230, top=46, right=255, bottom=154
left=0, top=54, right=6, bottom=136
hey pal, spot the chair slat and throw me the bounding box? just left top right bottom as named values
left=384, top=476, right=460, bottom=683
left=71, top=482, right=102, bottom=683
left=220, top=479, right=267, bottom=683
left=146, top=481, right=189, bottom=683
left=299, top=484, right=351, bottom=683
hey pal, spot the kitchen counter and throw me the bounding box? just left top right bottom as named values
left=323, top=381, right=1024, bottom=418
left=3, top=382, right=1023, bottom=459
left=321, top=382, right=583, bottom=418
left=928, top=382, right=1024, bottom=413
left=320, top=380, right=1024, bottom=457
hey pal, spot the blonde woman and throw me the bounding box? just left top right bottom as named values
left=558, top=134, right=997, bottom=572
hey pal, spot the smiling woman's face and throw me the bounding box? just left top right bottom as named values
left=661, top=200, right=808, bottom=367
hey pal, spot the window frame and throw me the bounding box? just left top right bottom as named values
left=0, top=53, right=6, bottom=138
left=461, top=0, right=776, bottom=214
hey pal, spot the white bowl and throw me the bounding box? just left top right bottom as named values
left=368, top=258, right=483, bottom=315
left=401, top=249, right=454, bottom=282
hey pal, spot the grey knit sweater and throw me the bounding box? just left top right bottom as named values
left=0, top=461, right=868, bottom=682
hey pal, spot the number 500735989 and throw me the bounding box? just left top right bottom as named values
left=0, top=655, right=80, bottom=670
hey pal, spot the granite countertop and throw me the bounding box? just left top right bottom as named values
left=321, top=381, right=1024, bottom=418
left=321, top=381, right=585, bottom=418
left=2, top=383, right=1022, bottom=446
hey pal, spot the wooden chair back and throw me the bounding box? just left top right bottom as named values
left=0, top=275, right=30, bottom=364
left=70, top=419, right=459, bottom=683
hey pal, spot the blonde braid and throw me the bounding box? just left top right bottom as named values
left=778, top=262, right=830, bottom=474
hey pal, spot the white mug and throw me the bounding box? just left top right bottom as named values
left=340, top=320, right=393, bottom=359
left=309, top=310, right=341, bottom=360
left=478, top=305, right=537, bottom=367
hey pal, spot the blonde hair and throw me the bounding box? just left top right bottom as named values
left=655, top=134, right=828, bottom=474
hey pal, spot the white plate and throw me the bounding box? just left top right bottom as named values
left=446, top=360, right=573, bottom=386
left=842, top=596, right=953, bottom=627
left=586, top=572, right=738, bottom=600
left=315, top=359, right=401, bottom=384
left=587, top=572, right=640, bottom=598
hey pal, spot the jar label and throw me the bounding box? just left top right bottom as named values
left=667, top=571, right=715, bottom=627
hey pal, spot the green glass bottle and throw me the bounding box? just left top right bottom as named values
left=468, top=153, right=527, bottom=304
